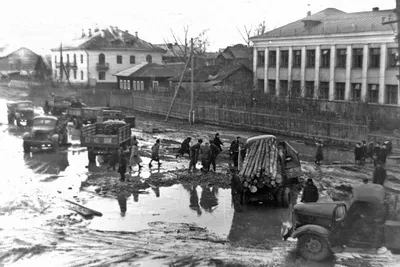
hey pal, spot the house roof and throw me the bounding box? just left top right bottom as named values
left=251, top=8, right=396, bottom=40
left=52, top=26, right=165, bottom=52
left=210, top=64, right=252, bottom=81
left=170, top=65, right=220, bottom=82
left=115, top=62, right=185, bottom=78
left=155, top=43, right=190, bottom=59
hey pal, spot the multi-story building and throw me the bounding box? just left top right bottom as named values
left=251, top=7, right=400, bottom=106
left=51, top=26, right=164, bottom=88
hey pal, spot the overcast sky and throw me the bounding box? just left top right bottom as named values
left=0, top=0, right=396, bottom=55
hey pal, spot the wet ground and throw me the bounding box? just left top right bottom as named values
left=1, top=91, right=400, bottom=267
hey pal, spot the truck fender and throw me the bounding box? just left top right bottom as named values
left=291, top=224, right=332, bottom=245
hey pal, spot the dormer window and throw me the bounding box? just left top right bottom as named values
left=302, top=20, right=321, bottom=30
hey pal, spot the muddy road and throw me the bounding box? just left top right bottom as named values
left=1, top=93, right=400, bottom=267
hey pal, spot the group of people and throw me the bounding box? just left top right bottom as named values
left=354, top=140, right=392, bottom=166
left=107, top=136, right=162, bottom=182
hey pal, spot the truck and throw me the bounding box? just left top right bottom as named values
left=22, top=115, right=68, bottom=153
left=7, top=100, right=35, bottom=126
left=80, top=121, right=132, bottom=163
left=232, top=135, right=302, bottom=210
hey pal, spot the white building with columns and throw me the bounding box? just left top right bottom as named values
left=251, top=7, right=400, bottom=106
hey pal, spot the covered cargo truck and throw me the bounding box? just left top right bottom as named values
left=235, top=135, right=302, bottom=208
left=80, top=121, right=131, bottom=163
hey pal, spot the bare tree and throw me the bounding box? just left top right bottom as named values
left=254, top=21, right=266, bottom=36
left=237, top=25, right=253, bottom=46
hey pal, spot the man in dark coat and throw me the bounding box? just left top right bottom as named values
left=209, top=140, right=220, bottom=172
left=213, top=133, right=224, bottom=152
left=230, top=168, right=244, bottom=212
left=230, top=136, right=243, bottom=168
left=372, top=161, right=387, bottom=185
left=373, top=142, right=381, bottom=166
left=301, top=179, right=319, bottom=203
left=315, top=140, right=323, bottom=165
left=379, top=143, right=389, bottom=165
left=188, top=139, right=203, bottom=173
left=176, top=137, right=191, bottom=158
left=354, top=142, right=362, bottom=165
left=361, top=140, right=367, bottom=165
left=199, top=142, right=212, bottom=173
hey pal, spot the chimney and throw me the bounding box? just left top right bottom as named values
left=372, top=7, right=379, bottom=11
left=135, top=31, right=138, bottom=38
left=81, top=29, right=86, bottom=38
left=88, top=29, right=92, bottom=37
left=125, top=30, right=129, bottom=33
left=307, top=10, right=311, bottom=16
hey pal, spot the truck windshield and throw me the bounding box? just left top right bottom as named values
left=33, top=119, right=57, bottom=127
left=17, top=103, right=34, bottom=109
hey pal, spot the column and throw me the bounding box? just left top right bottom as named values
left=300, top=46, right=306, bottom=97
left=314, top=46, right=321, bottom=98
left=329, top=45, right=336, bottom=100
left=275, top=47, right=280, bottom=96
left=288, top=47, right=293, bottom=93
left=379, top=43, right=387, bottom=104
left=344, top=45, right=352, bottom=100
left=264, top=47, right=269, bottom=94
left=253, top=47, right=258, bottom=87
left=361, top=45, right=368, bottom=102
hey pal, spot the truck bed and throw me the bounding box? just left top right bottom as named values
left=80, top=123, right=131, bottom=148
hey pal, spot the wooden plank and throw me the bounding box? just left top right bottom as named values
left=65, top=199, right=103, bottom=217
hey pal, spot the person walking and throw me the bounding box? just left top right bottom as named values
left=372, top=161, right=387, bottom=185
left=199, top=142, right=212, bottom=173
left=149, top=139, right=161, bottom=168
left=129, top=136, right=143, bottom=171
left=188, top=139, right=203, bottom=173
left=107, top=148, right=119, bottom=171
left=176, top=137, right=191, bottom=158
left=354, top=142, right=362, bottom=165
left=315, top=140, right=324, bottom=165
left=209, top=140, right=220, bottom=172
left=213, top=133, right=224, bottom=152
left=301, top=179, right=319, bottom=203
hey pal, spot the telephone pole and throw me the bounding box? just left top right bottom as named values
left=189, top=38, right=195, bottom=125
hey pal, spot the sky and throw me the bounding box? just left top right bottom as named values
left=0, top=0, right=396, bottom=55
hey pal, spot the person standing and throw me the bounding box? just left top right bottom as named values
left=107, top=148, right=119, bottom=171
left=129, top=136, right=143, bottom=171
left=176, top=137, right=191, bottom=158
left=188, top=139, right=203, bottom=173
left=315, top=140, right=324, bottom=165
left=149, top=139, right=161, bottom=168
left=373, top=142, right=381, bottom=166
left=209, top=140, right=220, bottom=172
left=230, top=136, right=242, bottom=168
left=354, top=142, right=362, bottom=165
left=301, top=179, right=319, bottom=203
left=199, top=142, right=212, bottom=173
left=118, top=150, right=128, bottom=182
left=213, top=133, right=224, bottom=152
left=372, top=161, right=387, bottom=185
left=379, top=143, right=389, bottom=165
left=367, top=142, right=374, bottom=162
left=361, top=140, right=367, bottom=165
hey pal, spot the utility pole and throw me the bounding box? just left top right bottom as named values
left=190, top=38, right=194, bottom=125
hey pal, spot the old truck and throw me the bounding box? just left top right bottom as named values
left=232, top=135, right=302, bottom=210
left=67, top=107, right=135, bottom=129
left=44, top=96, right=74, bottom=115
left=7, top=100, right=35, bottom=126
left=287, top=184, right=400, bottom=262
left=80, top=121, right=132, bottom=163
left=22, top=115, right=68, bottom=153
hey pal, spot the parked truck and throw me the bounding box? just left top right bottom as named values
left=80, top=121, right=132, bottom=163
left=7, top=100, right=35, bottom=126
left=232, top=135, right=302, bottom=210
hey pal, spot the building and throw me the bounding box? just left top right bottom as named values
left=216, top=44, right=252, bottom=68
left=115, top=62, right=185, bottom=92
left=156, top=43, right=215, bottom=67
left=251, top=7, right=400, bottom=106
left=51, top=26, right=165, bottom=88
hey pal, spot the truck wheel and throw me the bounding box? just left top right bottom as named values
left=298, top=234, right=332, bottom=261
left=8, top=115, right=14, bottom=125
left=88, top=151, right=96, bottom=163
left=282, top=188, right=291, bottom=208
left=23, top=141, right=31, bottom=153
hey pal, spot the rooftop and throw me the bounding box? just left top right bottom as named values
left=114, top=62, right=185, bottom=78
left=251, top=8, right=396, bottom=40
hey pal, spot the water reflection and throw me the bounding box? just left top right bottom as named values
left=24, top=151, right=69, bottom=175
left=117, top=192, right=128, bottom=217
left=200, top=186, right=218, bottom=213
left=132, top=191, right=140, bottom=202
left=188, top=185, right=202, bottom=216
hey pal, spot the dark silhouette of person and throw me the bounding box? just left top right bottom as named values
left=315, top=140, right=323, bottom=165
left=213, top=133, right=223, bottom=152
left=301, top=179, right=319, bottom=203
left=200, top=186, right=218, bottom=213
left=152, top=187, right=160, bottom=198
left=176, top=137, right=191, bottom=158
left=372, top=161, right=387, bottom=185
left=132, top=191, right=139, bottom=202
left=209, top=140, right=220, bottom=172
left=189, top=185, right=202, bottom=216
left=117, top=192, right=128, bottom=216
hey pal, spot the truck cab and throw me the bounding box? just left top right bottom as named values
left=7, top=100, right=35, bottom=126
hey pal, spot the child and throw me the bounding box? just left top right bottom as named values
left=149, top=139, right=161, bottom=168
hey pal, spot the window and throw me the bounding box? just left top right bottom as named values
left=386, top=85, right=398, bottom=104
left=99, top=53, right=105, bottom=64
left=321, top=49, right=330, bottom=67
left=130, top=56, right=136, bottom=64
left=73, top=54, right=77, bottom=65
left=388, top=48, right=397, bottom=68
left=80, top=71, right=84, bottom=80
left=351, top=83, right=361, bottom=101
left=152, top=81, right=159, bottom=88
left=336, top=49, right=346, bottom=68
left=268, top=79, right=276, bottom=95
left=257, top=51, right=265, bottom=66
left=352, top=48, right=363, bottom=68
left=368, top=84, right=379, bottom=103
left=369, top=48, right=380, bottom=68
left=291, top=81, right=301, bottom=97
left=117, top=55, right=122, bottom=64
left=280, top=80, right=288, bottom=96
left=257, top=79, right=264, bottom=91
left=335, top=83, right=345, bottom=100
left=127, top=80, right=131, bottom=90
left=268, top=51, right=276, bottom=67
left=293, top=50, right=301, bottom=67
left=140, top=81, right=144, bottom=90
left=99, top=71, right=106, bottom=80
left=306, top=50, right=315, bottom=67
left=305, top=81, right=314, bottom=98
left=80, top=54, right=83, bottom=64
left=73, top=70, right=77, bottom=79
left=319, top=82, right=329, bottom=99
left=119, top=79, right=123, bottom=89
left=280, top=50, right=289, bottom=67
left=146, top=55, right=152, bottom=63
